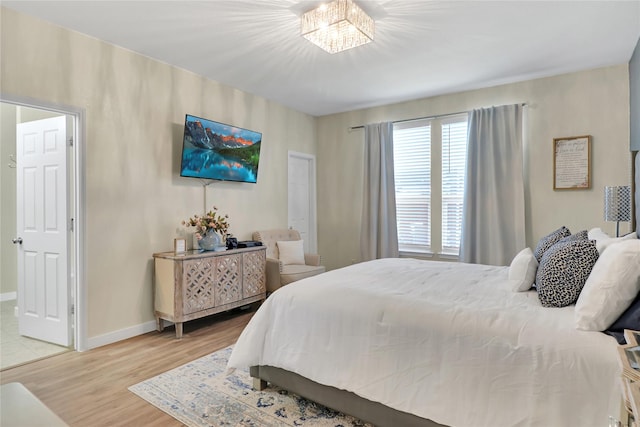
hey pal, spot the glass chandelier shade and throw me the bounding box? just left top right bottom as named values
left=301, top=0, right=374, bottom=54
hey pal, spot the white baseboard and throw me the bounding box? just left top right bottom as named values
left=2, top=293, right=162, bottom=350
left=86, top=320, right=159, bottom=350
left=0, top=292, right=17, bottom=302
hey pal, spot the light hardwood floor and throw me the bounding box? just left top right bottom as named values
left=0, top=306, right=256, bottom=427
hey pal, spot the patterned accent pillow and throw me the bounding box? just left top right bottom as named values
left=536, top=239, right=599, bottom=308
left=533, top=226, right=571, bottom=262
left=555, top=229, right=588, bottom=245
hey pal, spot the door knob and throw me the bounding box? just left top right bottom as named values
left=12, top=237, right=23, bottom=244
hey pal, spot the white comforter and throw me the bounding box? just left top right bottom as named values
left=228, top=258, right=621, bottom=427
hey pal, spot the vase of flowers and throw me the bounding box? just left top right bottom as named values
left=182, top=206, right=230, bottom=251
left=197, top=229, right=222, bottom=251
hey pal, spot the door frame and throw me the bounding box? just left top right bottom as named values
left=287, top=151, right=318, bottom=253
left=2, top=93, right=87, bottom=352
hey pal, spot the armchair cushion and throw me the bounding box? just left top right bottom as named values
left=277, top=240, right=305, bottom=265
left=281, top=264, right=327, bottom=286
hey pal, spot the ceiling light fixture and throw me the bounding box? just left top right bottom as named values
left=301, top=0, right=374, bottom=54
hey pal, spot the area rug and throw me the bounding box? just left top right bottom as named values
left=129, top=345, right=372, bottom=427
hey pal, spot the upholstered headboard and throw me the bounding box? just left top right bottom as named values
left=631, top=151, right=640, bottom=238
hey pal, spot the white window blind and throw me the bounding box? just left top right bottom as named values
left=441, top=119, right=468, bottom=255
left=393, top=114, right=468, bottom=257
left=393, top=122, right=431, bottom=253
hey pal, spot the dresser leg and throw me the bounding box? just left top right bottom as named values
left=156, top=317, right=164, bottom=332
left=175, top=322, right=183, bottom=339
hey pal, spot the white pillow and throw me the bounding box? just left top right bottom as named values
left=508, top=247, right=538, bottom=292
left=575, top=239, right=640, bottom=331
left=587, top=227, right=609, bottom=241
left=587, top=227, right=637, bottom=254
left=277, top=240, right=305, bottom=265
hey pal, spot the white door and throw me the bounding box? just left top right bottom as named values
left=16, top=116, right=71, bottom=346
left=288, top=151, right=317, bottom=253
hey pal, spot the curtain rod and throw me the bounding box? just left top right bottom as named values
left=348, top=103, right=527, bottom=131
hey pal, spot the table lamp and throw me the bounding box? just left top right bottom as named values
left=604, top=185, right=631, bottom=237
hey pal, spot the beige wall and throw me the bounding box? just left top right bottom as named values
left=0, top=7, right=316, bottom=339
left=0, top=103, right=15, bottom=295
left=317, top=65, right=631, bottom=271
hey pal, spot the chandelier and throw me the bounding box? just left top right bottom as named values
left=301, top=0, right=375, bottom=54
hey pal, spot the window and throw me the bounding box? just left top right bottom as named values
left=393, top=115, right=468, bottom=256
left=440, top=118, right=468, bottom=255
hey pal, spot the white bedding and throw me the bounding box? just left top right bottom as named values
left=228, top=258, right=621, bottom=427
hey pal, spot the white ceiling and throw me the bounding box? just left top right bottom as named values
left=3, top=1, right=640, bottom=117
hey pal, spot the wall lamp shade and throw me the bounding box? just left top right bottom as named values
left=604, top=185, right=631, bottom=237
left=301, top=0, right=374, bottom=54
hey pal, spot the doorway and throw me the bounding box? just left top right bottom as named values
left=287, top=151, right=318, bottom=253
left=0, top=99, right=84, bottom=368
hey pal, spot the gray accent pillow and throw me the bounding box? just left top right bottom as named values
left=536, top=239, right=599, bottom=308
left=533, top=226, right=571, bottom=262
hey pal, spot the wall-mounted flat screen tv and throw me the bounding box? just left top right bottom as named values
left=180, top=114, right=262, bottom=183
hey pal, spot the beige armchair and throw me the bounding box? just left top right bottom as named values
left=252, top=229, right=326, bottom=293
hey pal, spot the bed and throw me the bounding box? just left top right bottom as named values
left=227, top=152, right=640, bottom=427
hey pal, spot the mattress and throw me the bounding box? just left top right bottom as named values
left=228, top=257, right=621, bottom=427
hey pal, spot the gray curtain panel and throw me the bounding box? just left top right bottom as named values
left=460, top=104, right=525, bottom=265
left=360, top=122, right=399, bottom=261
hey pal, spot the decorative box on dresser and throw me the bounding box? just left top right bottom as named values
left=153, top=246, right=266, bottom=338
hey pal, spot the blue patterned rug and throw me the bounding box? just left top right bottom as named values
left=129, top=346, right=371, bottom=427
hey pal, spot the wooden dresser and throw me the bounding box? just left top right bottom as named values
left=618, top=330, right=640, bottom=427
left=153, top=246, right=266, bottom=338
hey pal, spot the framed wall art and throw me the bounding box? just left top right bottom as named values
left=553, top=135, right=591, bottom=190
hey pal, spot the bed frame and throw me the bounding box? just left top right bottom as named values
left=250, top=150, right=640, bottom=427
left=250, top=365, right=443, bottom=427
